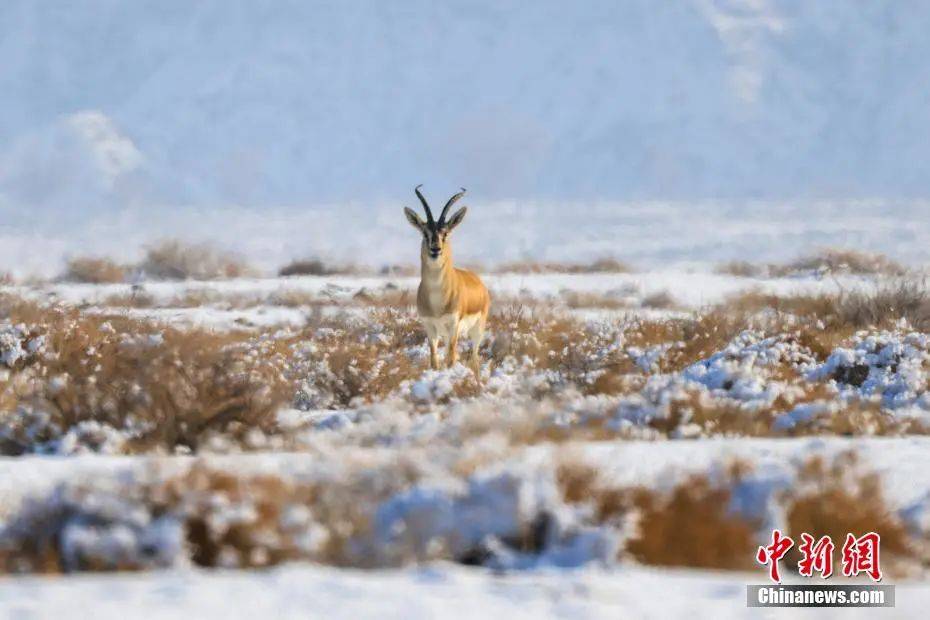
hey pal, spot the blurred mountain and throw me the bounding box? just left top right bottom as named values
left=1, top=0, right=928, bottom=214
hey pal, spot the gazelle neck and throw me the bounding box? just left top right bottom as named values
left=420, top=246, right=453, bottom=287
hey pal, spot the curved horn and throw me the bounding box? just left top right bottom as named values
left=414, top=184, right=435, bottom=227
left=438, top=187, right=467, bottom=227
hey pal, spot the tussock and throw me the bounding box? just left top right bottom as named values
left=493, top=257, right=631, bottom=274
left=140, top=240, right=254, bottom=281
left=62, top=257, right=128, bottom=284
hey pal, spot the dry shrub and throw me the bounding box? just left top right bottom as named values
left=716, top=249, right=907, bottom=279
left=62, top=256, right=127, bottom=284
left=625, top=311, right=747, bottom=373
left=140, top=240, right=254, bottom=281
left=560, top=291, right=634, bottom=310
left=626, top=475, right=758, bottom=569
left=288, top=310, right=432, bottom=407
left=1, top=303, right=289, bottom=453
left=641, top=290, right=677, bottom=310
left=557, top=460, right=758, bottom=569
left=832, top=280, right=930, bottom=330
left=775, top=248, right=907, bottom=277
left=494, top=257, right=631, bottom=274
left=784, top=453, right=912, bottom=573
left=726, top=280, right=930, bottom=331
left=486, top=306, right=639, bottom=395
left=278, top=259, right=359, bottom=277
left=716, top=260, right=767, bottom=278
left=155, top=466, right=319, bottom=568
left=0, top=460, right=425, bottom=573
left=380, top=264, right=418, bottom=277
left=101, top=288, right=156, bottom=308
left=160, top=462, right=419, bottom=568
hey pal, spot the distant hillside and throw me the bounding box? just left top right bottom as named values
left=1, top=0, right=929, bottom=215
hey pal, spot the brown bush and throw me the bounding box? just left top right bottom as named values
left=716, top=249, right=907, bottom=279
left=140, top=240, right=254, bottom=281
left=774, top=249, right=907, bottom=277
left=285, top=309, right=436, bottom=407
left=0, top=460, right=426, bottom=573
left=557, top=460, right=758, bottom=569
left=278, top=259, right=359, bottom=277
left=0, top=303, right=289, bottom=453
left=641, top=290, right=677, bottom=310
left=626, top=475, right=758, bottom=569
left=725, top=280, right=930, bottom=332
left=494, top=257, right=632, bottom=274
left=715, top=260, right=767, bottom=278
left=62, top=257, right=127, bottom=284
left=784, top=453, right=911, bottom=574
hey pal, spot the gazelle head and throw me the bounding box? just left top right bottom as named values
left=404, top=185, right=468, bottom=263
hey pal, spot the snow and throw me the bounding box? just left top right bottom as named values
left=808, top=330, right=930, bottom=415
left=5, top=268, right=895, bottom=325
left=0, top=562, right=926, bottom=619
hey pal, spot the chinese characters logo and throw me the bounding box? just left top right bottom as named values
left=756, top=530, right=882, bottom=583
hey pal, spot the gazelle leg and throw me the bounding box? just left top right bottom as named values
left=446, top=321, right=460, bottom=368
left=467, top=316, right=486, bottom=379
left=423, top=321, right=440, bottom=370
left=428, top=336, right=439, bottom=370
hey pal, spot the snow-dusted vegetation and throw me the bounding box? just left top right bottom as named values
left=3, top=253, right=930, bottom=610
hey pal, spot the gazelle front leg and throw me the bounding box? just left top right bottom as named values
left=428, top=337, right=439, bottom=370
left=423, top=321, right=440, bottom=370
left=446, top=317, right=460, bottom=368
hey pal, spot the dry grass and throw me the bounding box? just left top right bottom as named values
left=284, top=309, right=483, bottom=408
left=726, top=280, right=930, bottom=331
left=0, top=453, right=921, bottom=575
left=0, top=458, right=430, bottom=573
left=0, top=302, right=289, bottom=453
left=494, top=257, right=631, bottom=274
left=624, top=310, right=748, bottom=372
left=641, top=290, right=678, bottom=310
left=278, top=259, right=360, bottom=277
left=558, top=453, right=919, bottom=573
left=62, top=257, right=128, bottom=284
left=715, top=260, right=767, bottom=278
left=718, top=249, right=908, bottom=279
left=557, top=460, right=759, bottom=569
left=140, top=240, right=255, bottom=281
left=784, top=452, right=912, bottom=575
left=777, top=249, right=908, bottom=277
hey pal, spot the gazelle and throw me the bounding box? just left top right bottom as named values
left=404, top=185, right=490, bottom=372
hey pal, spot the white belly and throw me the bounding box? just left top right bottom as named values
left=422, top=313, right=482, bottom=340
left=456, top=312, right=481, bottom=336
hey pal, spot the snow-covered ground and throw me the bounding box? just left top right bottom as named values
left=3, top=268, right=930, bottom=617
left=4, top=268, right=896, bottom=329
left=4, top=563, right=928, bottom=620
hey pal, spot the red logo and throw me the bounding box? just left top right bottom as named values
left=797, top=533, right=834, bottom=578
left=756, top=529, right=794, bottom=583
left=841, top=532, right=882, bottom=581
left=757, top=531, right=882, bottom=583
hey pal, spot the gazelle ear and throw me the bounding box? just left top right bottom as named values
left=445, top=206, right=467, bottom=231
left=404, top=207, right=426, bottom=232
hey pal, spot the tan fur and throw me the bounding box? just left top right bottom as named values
left=415, top=232, right=490, bottom=372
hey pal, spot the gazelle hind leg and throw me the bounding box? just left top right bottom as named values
left=466, top=315, right=486, bottom=378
